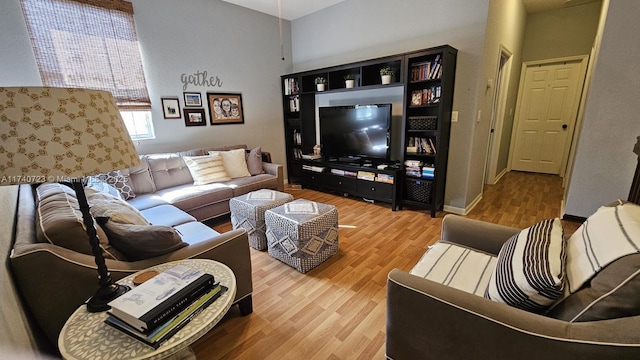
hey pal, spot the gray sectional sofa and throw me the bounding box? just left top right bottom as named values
left=9, top=144, right=283, bottom=347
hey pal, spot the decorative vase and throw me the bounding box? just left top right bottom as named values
left=381, top=75, right=392, bottom=85
left=345, top=80, right=355, bottom=88
left=316, top=84, right=325, bottom=91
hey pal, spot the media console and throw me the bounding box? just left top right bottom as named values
left=300, top=159, right=401, bottom=211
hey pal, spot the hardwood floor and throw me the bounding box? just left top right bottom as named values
left=192, top=171, right=580, bottom=359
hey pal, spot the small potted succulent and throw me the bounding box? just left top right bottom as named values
left=314, top=76, right=326, bottom=91
left=344, top=73, right=355, bottom=88
left=380, top=66, right=394, bottom=85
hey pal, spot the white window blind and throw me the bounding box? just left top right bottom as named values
left=20, top=0, right=151, bottom=111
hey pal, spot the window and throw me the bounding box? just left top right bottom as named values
left=121, top=111, right=155, bottom=140
left=20, top=0, right=155, bottom=140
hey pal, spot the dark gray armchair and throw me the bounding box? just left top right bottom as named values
left=386, top=214, right=640, bottom=359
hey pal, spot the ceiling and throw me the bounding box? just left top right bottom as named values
left=222, top=0, right=601, bottom=20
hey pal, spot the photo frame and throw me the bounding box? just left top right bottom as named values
left=183, top=92, right=202, bottom=107
left=183, top=108, right=206, bottom=126
left=207, top=92, right=244, bottom=125
left=161, top=97, right=181, bottom=119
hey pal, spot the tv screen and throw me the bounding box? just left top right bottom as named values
left=319, top=104, right=391, bottom=162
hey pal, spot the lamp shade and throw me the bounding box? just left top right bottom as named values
left=0, top=87, right=140, bottom=185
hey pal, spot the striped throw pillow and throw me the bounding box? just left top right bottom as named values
left=183, top=154, right=231, bottom=185
left=485, top=218, right=566, bottom=313
left=565, top=202, right=640, bottom=293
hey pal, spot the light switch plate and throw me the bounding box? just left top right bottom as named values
left=451, top=111, right=458, bottom=122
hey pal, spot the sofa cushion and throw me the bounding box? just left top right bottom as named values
left=184, top=154, right=231, bottom=185
left=139, top=204, right=196, bottom=227
left=565, top=202, right=640, bottom=293
left=485, top=218, right=565, bottom=313
left=120, top=156, right=156, bottom=195
left=548, top=253, right=640, bottom=322
left=209, top=148, right=251, bottom=179
left=173, top=221, right=221, bottom=246
left=126, top=193, right=171, bottom=211
left=146, top=153, right=194, bottom=191
left=96, top=218, right=187, bottom=261
left=85, top=187, right=150, bottom=225
left=152, top=182, right=233, bottom=211
left=246, top=147, right=264, bottom=175
left=34, top=183, right=123, bottom=260
left=410, top=241, right=497, bottom=296
left=228, top=173, right=279, bottom=197
left=96, top=170, right=136, bottom=200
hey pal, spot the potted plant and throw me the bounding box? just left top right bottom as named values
left=380, top=66, right=394, bottom=85
left=314, top=76, right=326, bottom=91
left=344, top=73, right=355, bottom=89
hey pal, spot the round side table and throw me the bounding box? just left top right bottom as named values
left=58, top=259, right=236, bottom=360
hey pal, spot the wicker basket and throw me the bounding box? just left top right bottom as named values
left=408, top=116, right=437, bottom=131
left=405, top=178, right=433, bottom=203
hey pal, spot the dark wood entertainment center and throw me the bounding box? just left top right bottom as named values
left=281, top=45, right=457, bottom=217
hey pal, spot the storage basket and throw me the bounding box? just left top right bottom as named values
left=408, top=116, right=437, bottom=131
left=405, top=178, right=433, bottom=203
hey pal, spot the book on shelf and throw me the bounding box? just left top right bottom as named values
left=289, top=95, right=299, bottom=112
left=284, top=78, right=299, bottom=95
left=105, top=284, right=227, bottom=349
left=357, top=171, right=376, bottom=181
left=107, top=265, right=215, bottom=334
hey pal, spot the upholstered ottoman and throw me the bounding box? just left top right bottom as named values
left=230, top=189, right=294, bottom=250
left=265, top=199, right=339, bottom=273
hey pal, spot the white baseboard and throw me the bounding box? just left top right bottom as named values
left=443, top=193, right=483, bottom=215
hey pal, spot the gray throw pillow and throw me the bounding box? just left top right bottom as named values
left=97, top=218, right=188, bottom=261
left=245, top=147, right=264, bottom=175
left=548, top=253, right=640, bottom=322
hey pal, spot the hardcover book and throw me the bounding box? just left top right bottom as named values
left=107, top=265, right=215, bottom=333
left=105, top=285, right=226, bottom=349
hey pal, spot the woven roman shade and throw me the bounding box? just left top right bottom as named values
left=20, top=0, right=151, bottom=110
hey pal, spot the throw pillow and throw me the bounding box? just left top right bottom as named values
left=86, top=176, right=123, bottom=199
left=35, top=183, right=126, bottom=260
left=548, top=253, right=640, bottom=322
left=485, top=218, right=566, bottom=313
left=96, top=170, right=136, bottom=200
left=210, top=148, right=251, bottom=178
left=565, top=202, right=640, bottom=293
left=183, top=154, right=231, bottom=185
left=245, top=147, right=264, bottom=175
left=85, top=187, right=150, bottom=225
left=96, top=217, right=188, bottom=261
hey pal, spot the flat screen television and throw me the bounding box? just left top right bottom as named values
left=319, top=104, right=391, bottom=162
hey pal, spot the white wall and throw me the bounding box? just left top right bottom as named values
left=291, top=0, right=491, bottom=211
left=565, top=0, right=640, bottom=217
left=0, top=0, right=292, bottom=166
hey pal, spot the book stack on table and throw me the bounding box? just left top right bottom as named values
left=105, top=265, right=226, bottom=349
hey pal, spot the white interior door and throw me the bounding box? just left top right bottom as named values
left=510, top=57, right=587, bottom=175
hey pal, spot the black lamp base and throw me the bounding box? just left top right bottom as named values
left=86, top=282, right=130, bottom=313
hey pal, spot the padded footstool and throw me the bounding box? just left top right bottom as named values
left=265, top=199, right=339, bottom=273
left=230, top=189, right=294, bottom=250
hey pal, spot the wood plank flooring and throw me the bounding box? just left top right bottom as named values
left=192, top=171, right=580, bottom=359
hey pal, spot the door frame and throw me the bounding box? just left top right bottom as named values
left=507, top=55, right=588, bottom=177
left=485, top=45, right=513, bottom=185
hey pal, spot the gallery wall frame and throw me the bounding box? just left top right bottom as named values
left=183, top=92, right=202, bottom=107
left=161, top=97, right=181, bottom=119
left=207, top=92, right=244, bottom=125
left=183, top=108, right=206, bottom=126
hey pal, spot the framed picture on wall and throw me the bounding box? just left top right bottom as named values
left=161, top=97, right=181, bottom=119
left=207, top=92, right=244, bottom=125
left=183, top=108, right=206, bottom=126
left=183, top=92, right=202, bottom=107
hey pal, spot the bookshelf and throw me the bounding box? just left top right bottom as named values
left=281, top=45, right=457, bottom=217
left=401, top=45, right=457, bottom=217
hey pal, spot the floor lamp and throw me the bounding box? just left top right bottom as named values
left=0, top=87, right=141, bottom=312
